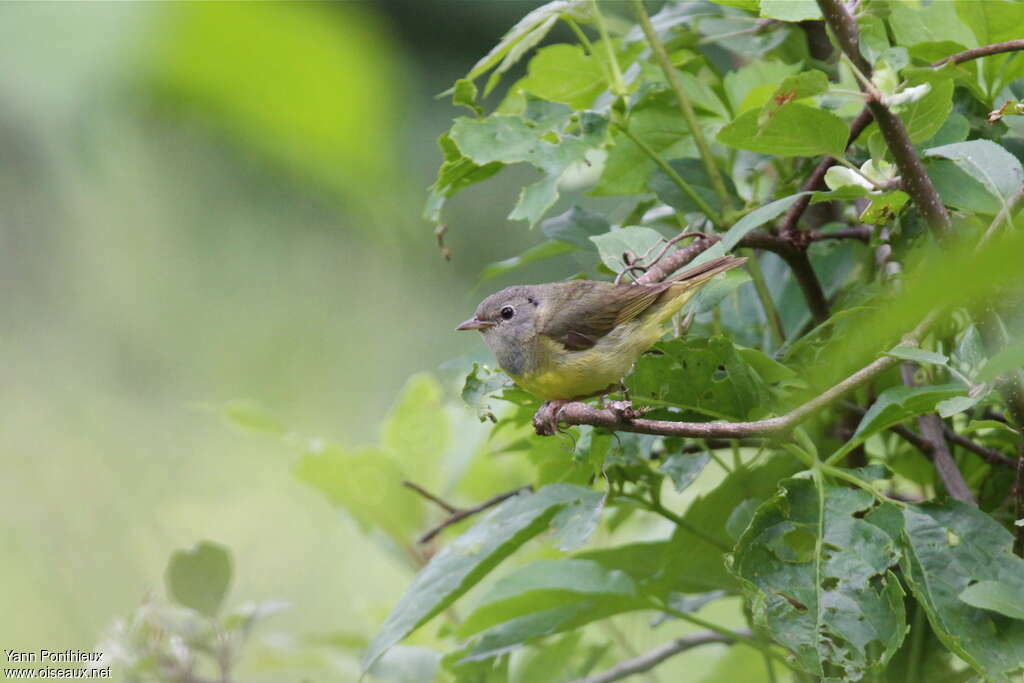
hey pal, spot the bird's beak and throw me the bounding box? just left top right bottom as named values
left=456, top=317, right=494, bottom=331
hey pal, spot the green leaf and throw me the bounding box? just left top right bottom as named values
left=648, top=159, right=736, bottom=216
left=760, top=0, right=821, bottom=22
left=886, top=346, right=948, bottom=366
left=901, top=501, right=1024, bottom=682
left=540, top=205, right=610, bottom=249
left=424, top=132, right=503, bottom=224
left=690, top=193, right=807, bottom=269
left=758, top=71, right=830, bottom=129
left=660, top=452, right=710, bottom=493
left=864, top=74, right=954, bottom=145
left=927, top=159, right=1004, bottom=215
left=718, top=104, right=849, bottom=157
left=925, top=140, right=1024, bottom=210
left=662, top=456, right=801, bottom=593
left=478, top=240, right=575, bottom=283
left=458, top=558, right=636, bottom=637
left=294, top=445, right=423, bottom=541
left=853, top=383, right=966, bottom=441
left=887, top=1, right=975, bottom=49
left=519, top=44, right=605, bottom=110
left=959, top=581, right=1024, bottom=621
left=957, top=0, right=1024, bottom=46
left=592, top=90, right=697, bottom=196
left=551, top=493, right=606, bottom=551
left=724, top=60, right=802, bottom=115
left=460, top=0, right=582, bottom=95
left=166, top=541, right=233, bottom=618
left=732, top=479, right=907, bottom=679
left=860, top=190, right=909, bottom=226
left=222, top=399, right=287, bottom=436
left=453, top=78, right=482, bottom=115
left=382, top=374, right=450, bottom=490
left=936, top=395, right=981, bottom=419
left=629, top=336, right=775, bottom=421
left=589, top=226, right=666, bottom=273
left=980, top=341, right=1024, bottom=382
left=362, top=484, right=597, bottom=672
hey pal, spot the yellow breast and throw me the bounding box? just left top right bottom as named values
left=511, top=318, right=665, bottom=401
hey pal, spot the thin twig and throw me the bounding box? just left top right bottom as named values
left=570, top=631, right=744, bottom=683
left=631, top=0, right=733, bottom=214
left=405, top=484, right=533, bottom=543
left=933, top=39, right=1024, bottom=67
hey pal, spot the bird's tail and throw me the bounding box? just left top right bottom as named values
left=652, top=255, right=747, bottom=323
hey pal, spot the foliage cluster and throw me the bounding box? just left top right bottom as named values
left=106, top=1, right=1024, bottom=681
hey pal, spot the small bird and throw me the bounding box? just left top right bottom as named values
left=456, top=254, right=745, bottom=433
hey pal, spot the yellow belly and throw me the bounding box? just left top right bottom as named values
left=512, top=318, right=664, bottom=400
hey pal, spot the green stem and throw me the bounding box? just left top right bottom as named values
left=743, top=249, right=786, bottom=347
left=589, top=0, right=627, bottom=96
left=612, top=121, right=723, bottom=227
left=657, top=604, right=797, bottom=672
left=630, top=0, right=733, bottom=215
left=821, top=464, right=906, bottom=507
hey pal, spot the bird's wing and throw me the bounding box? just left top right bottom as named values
left=538, top=281, right=672, bottom=351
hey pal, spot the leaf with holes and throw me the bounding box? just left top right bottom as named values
left=731, top=478, right=907, bottom=680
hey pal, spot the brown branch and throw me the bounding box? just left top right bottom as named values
left=810, top=226, right=872, bottom=242
left=935, top=39, right=1024, bottom=67
left=942, top=424, right=1017, bottom=469
left=405, top=483, right=533, bottom=543
left=570, top=630, right=747, bottom=683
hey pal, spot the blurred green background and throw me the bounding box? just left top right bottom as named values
left=0, top=2, right=743, bottom=680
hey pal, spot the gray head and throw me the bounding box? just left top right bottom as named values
left=456, top=285, right=542, bottom=375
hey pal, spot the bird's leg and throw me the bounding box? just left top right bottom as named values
left=609, top=380, right=647, bottom=420
left=533, top=400, right=570, bottom=436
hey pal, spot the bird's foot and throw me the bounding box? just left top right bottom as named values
left=533, top=400, right=569, bottom=436
left=608, top=400, right=649, bottom=421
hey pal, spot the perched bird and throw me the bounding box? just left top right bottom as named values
left=456, top=254, right=745, bottom=433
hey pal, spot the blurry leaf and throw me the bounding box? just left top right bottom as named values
left=519, top=44, right=605, bottom=110
left=461, top=0, right=583, bottom=96
left=368, top=646, right=441, bottom=683
left=166, top=541, right=232, bottom=618
left=540, top=205, right=609, bottom=249
left=957, top=0, right=1024, bottom=45
left=382, top=374, right=450, bottom=490
left=362, top=484, right=596, bottom=672
left=663, top=456, right=801, bottom=593
left=222, top=599, right=290, bottom=631
left=980, top=341, right=1024, bottom=382
left=886, top=346, right=948, bottom=366
left=691, top=269, right=752, bottom=314
left=959, top=581, right=1024, bottom=620
left=459, top=558, right=636, bottom=637
left=901, top=501, right=1024, bottom=681
left=660, top=452, right=710, bottom=493
left=761, top=0, right=820, bottom=21
left=479, top=240, right=575, bottom=283
left=864, top=74, right=954, bottom=144
left=462, top=364, right=513, bottom=421
left=925, top=140, right=1024, bottom=209
left=592, top=90, right=697, bottom=196
left=718, top=104, right=848, bottom=157
left=737, top=347, right=799, bottom=385
left=758, top=71, right=830, bottom=129
left=552, top=492, right=605, bottom=551
left=697, top=644, right=769, bottom=683
left=294, top=445, right=422, bottom=541
left=706, top=0, right=758, bottom=13
left=223, top=399, right=287, bottom=436
left=457, top=599, right=642, bottom=663
left=937, top=395, right=982, bottom=418
left=733, top=479, right=906, bottom=680
left=512, top=632, right=586, bottom=683
left=860, top=191, right=909, bottom=226
left=589, top=226, right=666, bottom=273
left=927, top=159, right=1003, bottom=215
left=153, top=3, right=400, bottom=205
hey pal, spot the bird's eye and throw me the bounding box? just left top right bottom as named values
left=500, top=305, right=515, bottom=320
